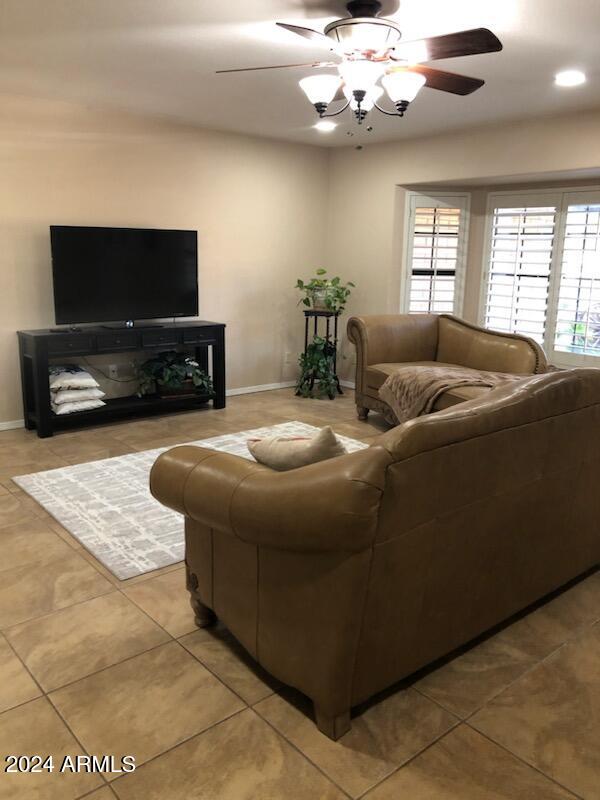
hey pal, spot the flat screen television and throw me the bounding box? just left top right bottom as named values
left=50, top=226, right=198, bottom=325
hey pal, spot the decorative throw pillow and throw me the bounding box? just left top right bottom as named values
left=52, top=387, right=106, bottom=405
left=51, top=398, right=106, bottom=416
left=247, top=426, right=347, bottom=471
left=49, top=365, right=100, bottom=392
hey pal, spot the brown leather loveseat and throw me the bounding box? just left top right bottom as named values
left=348, top=313, right=547, bottom=423
left=150, top=369, right=600, bottom=740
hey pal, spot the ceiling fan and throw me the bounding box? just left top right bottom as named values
left=217, top=0, right=502, bottom=125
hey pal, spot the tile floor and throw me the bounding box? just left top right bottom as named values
left=0, top=388, right=598, bottom=800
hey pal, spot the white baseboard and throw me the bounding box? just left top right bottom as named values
left=340, top=379, right=356, bottom=389
left=226, top=381, right=296, bottom=397
left=0, top=419, right=25, bottom=431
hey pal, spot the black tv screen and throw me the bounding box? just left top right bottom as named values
left=50, top=226, right=198, bottom=325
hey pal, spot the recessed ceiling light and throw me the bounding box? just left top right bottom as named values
left=555, top=69, right=586, bottom=87
left=314, top=120, right=337, bottom=132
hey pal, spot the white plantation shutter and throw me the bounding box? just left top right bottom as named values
left=553, top=199, right=600, bottom=358
left=403, top=194, right=469, bottom=315
left=481, top=189, right=600, bottom=366
left=484, top=203, right=557, bottom=344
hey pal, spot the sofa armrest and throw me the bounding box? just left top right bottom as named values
left=437, top=315, right=547, bottom=374
left=347, top=315, right=439, bottom=395
left=150, top=444, right=391, bottom=553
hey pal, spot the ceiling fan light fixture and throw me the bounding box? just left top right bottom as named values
left=325, top=19, right=402, bottom=53
left=343, top=83, right=383, bottom=112
left=299, top=74, right=342, bottom=105
left=382, top=70, right=426, bottom=102
left=338, top=59, right=385, bottom=94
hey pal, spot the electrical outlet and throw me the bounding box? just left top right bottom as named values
left=284, top=351, right=292, bottom=365
left=108, top=364, right=120, bottom=380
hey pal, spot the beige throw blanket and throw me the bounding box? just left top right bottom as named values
left=379, top=365, right=524, bottom=425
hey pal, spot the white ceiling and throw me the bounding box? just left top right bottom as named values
left=0, top=0, right=599, bottom=146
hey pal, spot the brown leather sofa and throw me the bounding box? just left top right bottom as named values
left=150, top=368, right=600, bottom=740
left=347, top=313, right=547, bottom=423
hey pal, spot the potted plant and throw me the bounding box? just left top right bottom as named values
left=137, top=351, right=214, bottom=399
left=296, top=336, right=341, bottom=400
left=295, top=269, right=355, bottom=313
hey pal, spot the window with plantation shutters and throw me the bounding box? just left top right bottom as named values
left=484, top=204, right=557, bottom=344
left=403, top=193, right=469, bottom=315
left=554, top=200, right=600, bottom=358
left=481, top=189, right=600, bottom=366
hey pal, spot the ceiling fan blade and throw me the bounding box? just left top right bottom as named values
left=394, top=28, right=502, bottom=63
left=276, top=22, right=332, bottom=46
left=410, top=65, right=484, bottom=95
left=216, top=61, right=335, bottom=74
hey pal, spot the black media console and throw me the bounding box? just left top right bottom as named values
left=17, top=322, right=226, bottom=438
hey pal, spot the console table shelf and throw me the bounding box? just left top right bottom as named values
left=17, top=321, right=226, bottom=438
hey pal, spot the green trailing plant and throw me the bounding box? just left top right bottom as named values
left=295, top=268, right=355, bottom=314
left=296, top=336, right=339, bottom=400
left=137, top=351, right=214, bottom=397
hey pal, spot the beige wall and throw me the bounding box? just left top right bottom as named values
left=326, top=109, right=600, bottom=377
left=0, top=94, right=329, bottom=424
left=4, top=96, right=600, bottom=424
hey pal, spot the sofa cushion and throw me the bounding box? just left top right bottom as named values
left=366, top=361, right=493, bottom=411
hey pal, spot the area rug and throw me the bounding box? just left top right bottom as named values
left=14, top=422, right=367, bottom=580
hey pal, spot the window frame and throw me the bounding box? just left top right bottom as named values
left=400, top=191, right=471, bottom=316
left=479, top=186, right=600, bottom=367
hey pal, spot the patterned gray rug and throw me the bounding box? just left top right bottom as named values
left=15, top=422, right=366, bottom=580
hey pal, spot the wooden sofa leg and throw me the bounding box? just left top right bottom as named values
left=315, top=707, right=351, bottom=740
left=190, top=596, right=217, bottom=628
left=357, top=406, right=369, bottom=421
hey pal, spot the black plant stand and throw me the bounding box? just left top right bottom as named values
left=300, top=309, right=343, bottom=397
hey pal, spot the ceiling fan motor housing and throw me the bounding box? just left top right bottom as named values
left=324, top=16, right=402, bottom=52
left=346, top=0, right=383, bottom=17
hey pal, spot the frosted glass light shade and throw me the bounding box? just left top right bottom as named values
left=338, top=59, right=384, bottom=94
left=343, top=84, right=383, bottom=111
left=299, top=74, right=342, bottom=105
left=382, top=70, right=426, bottom=102
left=329, top=21, right=401, bottom=52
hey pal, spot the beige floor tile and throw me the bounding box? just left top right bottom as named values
left=50, top=641, right=244, bottom=776
left=82, top=788, right=118, bottom=800
left=0, top=518, right=74, bottom=572
left=0, top=441, right=59, bottom=468
left=0, top=484, right=8, bottom=496
left=112, top=708, right=345, bottom=800
left=0, top=697, right=103, bottom=799
left=471, top=622, right=600, bottom=799
left=180, top=624, right=279, bottom=705
left=76, top=548, right=183, bottom=588
left=122, top=568, right=196, bottom=637
left=256, top=687, right=457, bottom=798
left=46, top=432, right=135, bottom=462
left=416, top=571, right=600, bottom=718
left=0, top=634, right=41, bottom=712
left=6, top=592, right=170, bottom=691
left=0, top=492, right=38, bottom=529
left=0, top=550, right=112, bottom=628
left=363, top=725, right=576, bottom=800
